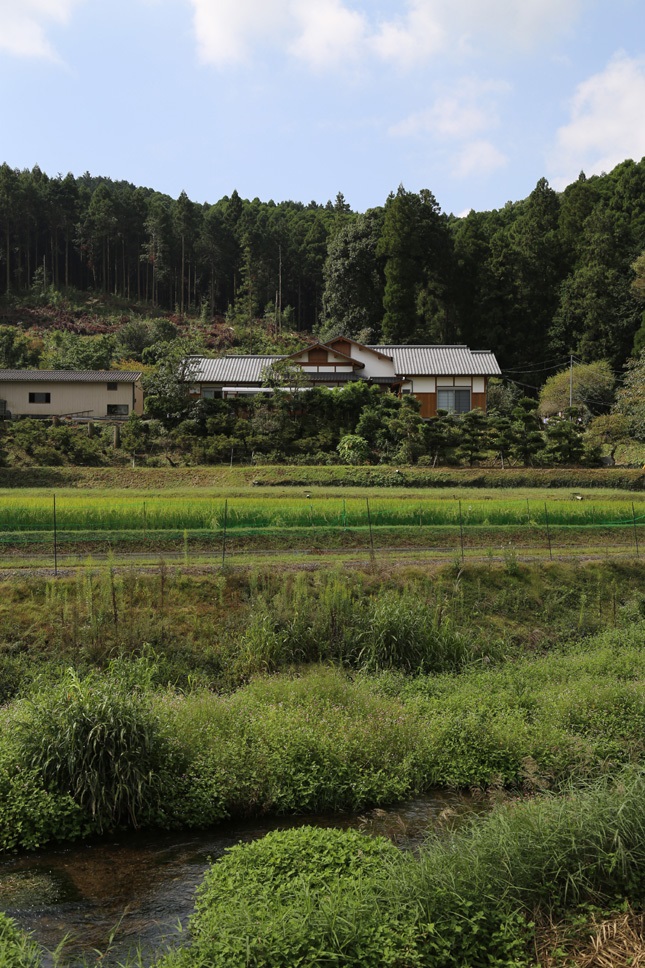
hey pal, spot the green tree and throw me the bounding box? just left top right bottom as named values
left=337, top=434, right=371, bottom=464
left=377, top=186, right=451, bottom=343
left=510, top=398, right=544, bottom=465
left=540, top=414, right=585, bottom=465
left=613, top=352, right=645, bottom=440
left=320, top=210, right=385, bottom=339
left=120, top=413, right=149, bottom=465
left=538, top=360, right=615, bottom=422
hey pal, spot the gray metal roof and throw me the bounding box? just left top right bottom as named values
left=369, top=346, right=501, bottom=377
left=187, top=356, right=284, bottom=384
left=0, top=369, right=141, bottom=383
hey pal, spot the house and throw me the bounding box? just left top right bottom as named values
left=186, top=338, right=501, bottom=417
left=0, top=370, right=144, bottom=420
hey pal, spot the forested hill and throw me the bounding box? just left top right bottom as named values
left=1, top=159, right=645, bottom=373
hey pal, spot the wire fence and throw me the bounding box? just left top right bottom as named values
left=1, top=495, right=645, bottom=571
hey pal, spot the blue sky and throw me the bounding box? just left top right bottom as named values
left=1, top=0, right=644, bottom=215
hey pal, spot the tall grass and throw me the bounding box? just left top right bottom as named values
left=14, top=663, right=172, bottom=832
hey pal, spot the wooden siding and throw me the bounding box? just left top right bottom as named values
left=308, top=348, right=328, bottom=364
left=415, top=393, right=437, bottom=418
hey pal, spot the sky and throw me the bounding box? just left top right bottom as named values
left=0, top=0, right=644, bottom=216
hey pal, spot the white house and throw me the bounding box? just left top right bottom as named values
left=186, top=337, right=501, bottom=417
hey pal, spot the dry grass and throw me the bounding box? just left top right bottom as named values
left=536, top=908, right=645, bottom=967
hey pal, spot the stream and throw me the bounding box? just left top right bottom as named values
left=0, top=791, right=477, bottom=966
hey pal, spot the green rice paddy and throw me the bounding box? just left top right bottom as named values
left=1, top=488, right=645, bottom=533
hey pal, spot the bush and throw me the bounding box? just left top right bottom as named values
left=15, top=666, right=172, bottom=832
left=158, top=827, right=415, bottom=968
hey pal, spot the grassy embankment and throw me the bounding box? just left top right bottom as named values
left=1, top=464, right=645, bottom=489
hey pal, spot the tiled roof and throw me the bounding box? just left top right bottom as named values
left=186, top=356, right=284, bottom=384
left=369, top=346, right=501, bottom=377
left=0, top=369, right=141, bottom=383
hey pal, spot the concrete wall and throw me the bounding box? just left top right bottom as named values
left=0, top=380, right=142, bottom=418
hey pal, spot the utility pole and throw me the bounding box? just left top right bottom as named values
left=569, top=354, right=573, bottom=415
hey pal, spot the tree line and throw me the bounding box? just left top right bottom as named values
left=1, top=160, right=645, bottom=376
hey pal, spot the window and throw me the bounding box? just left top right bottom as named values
left=437, top=388, right=471, bottom=414
left=202, top=388, right=223, bottom=400
left=107, top=404, right=129, bottom=416
left=107, top=382, right=118, bottom=391
left=29, top=392, right=51, bottom=404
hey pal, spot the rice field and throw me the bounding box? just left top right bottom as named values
left=2, top=488, right=645, bottom=534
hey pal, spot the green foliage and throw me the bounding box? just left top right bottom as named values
left=0, top=326, right=38, bottom=368
left=0, top=914, right=43, bottom=968
left=540, top=414, right=586, bottom=465
left=336, top=433, right=371, bottom=464
left=15, top=665, right=171, bottom=832
left=538, top=360, right=615, bottom=420
left=159, top=770, right=645, bottom=968
left=5, top=418, right=108, bottom=466
left=160, top=827, right=410, bottom=968
left=613, top=351, right=645, bottom=440
left=0, top=742, right=87, bottom=851
left=40, top=331, right=117, bottom=370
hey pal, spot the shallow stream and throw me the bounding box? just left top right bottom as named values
left=0, top=792, right=477, bottom=966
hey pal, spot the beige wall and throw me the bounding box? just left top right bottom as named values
left=0, top=380, right=142, bottom=418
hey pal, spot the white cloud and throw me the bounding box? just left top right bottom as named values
left=189, top=0, right=290, bottom=66
left=370, top=3, right=444, bottom=67
left=188, top=0, right=583, bottom=72
left=289, top=0, right=367, bottom=70
left=189, top=0, right=365, bottom=69
left=549, top=53, right=645, bottom=188
left=453, top=139, right=508, bottom=178
left=372, top=0, right=582, bottom=68
left=390, top=78, right=509, bottom=140
left=0, top=0, right=82, bottom=60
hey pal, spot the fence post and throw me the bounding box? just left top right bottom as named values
left=632, top=502, right=640, bottom=558
left=458, top=500, right=465, bottom=561
left=221, top=499, right=228, bottom=567
left=544, top=502, right=553, bottom=561
left=53, top=494, right=58, bottom=575
left=366, top=498, right=375, bottom=563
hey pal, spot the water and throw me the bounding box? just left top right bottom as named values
left=0, top=792, right=476, bottom=966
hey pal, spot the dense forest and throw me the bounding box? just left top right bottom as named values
left=1, top=159, right=645, bottom=376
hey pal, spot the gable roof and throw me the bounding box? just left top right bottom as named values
left=282, top=342, right=365, bottom=368
left=369, top=346, right=501, bottom=377
left=324, top=337, right=393, bottom=362
left=0, top=369, right=141, bottom=383
left=186, top=356, right=283, bottom=384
